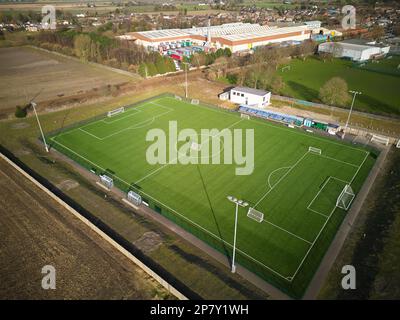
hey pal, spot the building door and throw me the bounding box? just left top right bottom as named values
left=245, top=97, right=248, bottom=105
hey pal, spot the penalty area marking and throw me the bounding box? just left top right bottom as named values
left=79, top=103, right=174, bottom=140
left=289, top=151, right=370, bottom=281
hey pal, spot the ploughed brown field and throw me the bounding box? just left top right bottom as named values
left=0, top=46, right=134, bottom=114
left=0, top=157, right=172, bottom=299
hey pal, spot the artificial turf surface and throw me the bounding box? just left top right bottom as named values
left=49, top=95, right=376, bottom=297
left=278, top=56, right=400, bottom=116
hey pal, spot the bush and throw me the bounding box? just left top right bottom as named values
left=138, top=63, right=147, bottom=77
left=226, top=73, right=238, bottom=84
left=15, top=106, right=27, bottom=118
left=146, top=63, right=157, bottom=76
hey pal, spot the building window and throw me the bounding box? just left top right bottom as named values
left=241, top=93, right=244, bottom=97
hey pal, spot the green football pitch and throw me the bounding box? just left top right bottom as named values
left=49, top=95, right=376, bottom=297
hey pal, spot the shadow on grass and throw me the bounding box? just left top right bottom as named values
left=286, top=81, right=319, bottom=103
left=356, top=94, right=400, bottom=117
left=168, top=244, right=267, bottom=299
left=196, top=164, right=231, bottom=262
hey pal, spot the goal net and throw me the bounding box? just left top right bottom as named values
left=127, top=190, right=142, bottom=206
left=107, top=107, right=124, bottom=117
left=336, top=184, right=355, bottom=210
left=396, top=139, right=400, bottom=148
left=240, top=113, right=250, bottom=120
left=309, top=146, right=322, bottom=155
left=371, top=134, right=389, bottom=146
left=247, top=207, right=264, bottom=223
left=100, top=175, right=113, bottom=189
left=191, top=99, right=199, bottom=105
left=175, top=95, right=182, bottom=101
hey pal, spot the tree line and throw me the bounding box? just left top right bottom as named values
left=32, top=29, right=164, bottom=73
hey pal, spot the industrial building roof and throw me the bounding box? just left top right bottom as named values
left=232, top=87, right=270, bottom=96
left=134, top=29, right=188, bottom=40
left=222, top=25, right=308, bottom=42
left=320, top=41, right=382, bottom=52
left=130, top=22, right=314, bottom=46
left=341, top=38, right=390, bottom=48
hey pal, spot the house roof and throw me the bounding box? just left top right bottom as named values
left=232, top=87, right=270, bottom=96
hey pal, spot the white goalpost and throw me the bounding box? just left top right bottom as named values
left=107, top=107, right=125, bottom=117
left=100, top=174, right=113, bottom=189
left=240, top=113, right=250, bottom=120
left=247, top=207, right=264, bottom=223
left=336, top=184, right=355, bottom=210
left=308, top=146, right=322, bottom=155
left=397, top=139, right=400, bottom=148
left=191, top=99, right=199, bottom=105
left=127, top=190, right=142, bottom=206
left=175, top=95, right=182, bottom=100
left=370, top=134, right=389, bottom=146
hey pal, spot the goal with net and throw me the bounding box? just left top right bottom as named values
left=240, top=113, right=250, bottom=120
left=127, top=190, right=142, bottom=206
left=308, top=146, right=322, bottom=155
left=336, top=184, right=355, bottom=210
left=371, top=134, right=389, bottom=146
left=100, top=174, right=113, bottom=189
left=247, top=207, right=264, bottom=223
left=191, top=99, right=199, bottom=105
left=107, top=107, right=125, bottom=117
left=397, top=139, right=400, bottom=148
left=175, top=95, right=182, bottom=101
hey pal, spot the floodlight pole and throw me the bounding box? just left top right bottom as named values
left=31, top=102, right=49, bottom=153
left=343, top=90, right=361, bottom=138
left=232, top=202, right=239, bottom=273
left=227, top=196, right=248, bottom=273
left=182, top=62, right=189, bottom=98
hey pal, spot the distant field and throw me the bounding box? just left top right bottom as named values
left=49, top=94, right=376, bottom=297
left=278, top=56, right=400, bottom=116
left=242, top=1, right=297, bottom=9
left=0, top=46, right=134, bottom=112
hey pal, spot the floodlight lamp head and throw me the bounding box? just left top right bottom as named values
left=243, top=202, right=249, bottom=207
left=227, top=195, right=233, bottom=201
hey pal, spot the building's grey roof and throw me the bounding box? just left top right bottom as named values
left=232, top=87, right=270, bottom=96
left=341, top=38, right=390, bottom=48
left=222, top=25, right=308, bottom=42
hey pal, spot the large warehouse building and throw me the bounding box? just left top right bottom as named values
left=318, top=40, right=390, bottom=62
left=121, top=22, right=327, bottom=53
